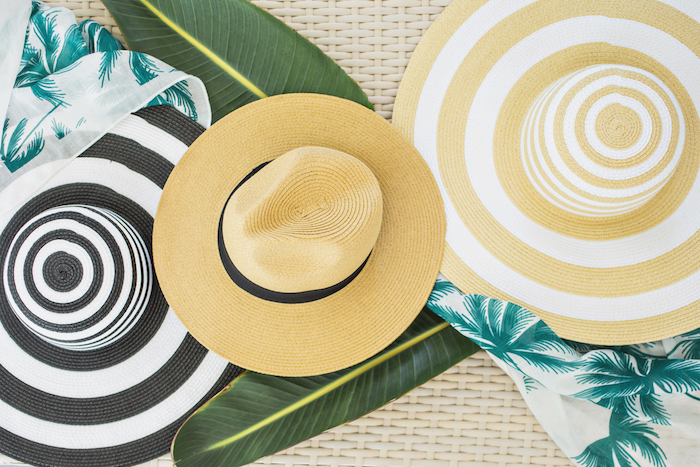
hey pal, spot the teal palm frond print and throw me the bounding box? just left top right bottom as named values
left=146, top=95, right=168, bottom=108
left=666, top=330, right=700, bottom=359
left=15, top=50, right=46, bottom=88
left=599, top=392, right=669, bottom=427
left=1, top=118, right=27, bottom=164
left=31, top=78, right=68, bottom=107
left=52, top=60, right=81, bottom=77
left=129, top=53, right=161, bottom=85
left=428, top=276, right=700, bottom=466
left=50, top=119, right=71, bottom=140
left=24, top=131, right=45, bottom=162
left=80, top=20, right=102, bottom=53
left=522, top=375, right=539, bottom=393
left=615, top=343, right=666, bottom=360
left=7, top=120, right=25, bottom=156
left=80, top=20, right=123, bottom=53
left=430, top=278, right=462, bottom=300
left=562, top=339, right=661, bottom=359
left=4, top=131, right=46, bottom=173
left=54, top=24, right=88, bottom=72
left=162, top=81, right=197, bottom=119
left=563, top=339, right=596, bottom=355
left=30, top=0, right=44, bottom=16
left=99, top=50, right=122, bottom=85
left=4, top=0, right=207, bottom=187
left=573, top=353, right=700, bottom=424
left=33, top=11, right=61, bottom=73
left=579, top=353, right=700, bottom=394
left=573, top=413, right=666, bottom=467
left=2, top=77, right=66, bottom=173
left=21, top=42, right=39, bottom=68
left=16, top=8, right=90, bottom=89
left=17, top=10, right=89, bottom=87
left=429, top=282, right=576, bottom=374
left=1, top=120, right=46, bottom=173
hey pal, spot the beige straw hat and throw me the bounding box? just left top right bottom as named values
left=153, top=93, right=445, bottom=376
left=393, top=0, right=700, bottom=345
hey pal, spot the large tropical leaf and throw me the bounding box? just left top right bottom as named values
left=100, top=0, right=372, bottom=121
left=171, top=309, right=478, bottom=467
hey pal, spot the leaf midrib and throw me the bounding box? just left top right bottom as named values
left=204, top=321, right=450, bottom=452
left=136, top=0, right=268, bottom=99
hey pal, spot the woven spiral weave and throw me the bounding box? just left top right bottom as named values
left=0, top=1, right=575, bottom=466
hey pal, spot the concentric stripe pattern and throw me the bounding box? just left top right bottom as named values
left=5, top=205, right=152, bottom=350
left=0, top=106, right=242, bottom=467
left=523, top=64, right=682, bottom=216
left=394, top=0, right=700, bottom=343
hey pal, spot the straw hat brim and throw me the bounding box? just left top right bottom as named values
left=393, top=0, right=700, bottom=344
left=153, top=94, right=446, bottom=376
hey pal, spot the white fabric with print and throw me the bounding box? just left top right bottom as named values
left=427, top=275, right=700, bottom=467
left=0, top=0, right=210, bottom=213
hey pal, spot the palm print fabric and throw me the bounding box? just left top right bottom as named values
left=428, top=276, right=700, bottom=467
left=0, top=0, right=210, bottom=213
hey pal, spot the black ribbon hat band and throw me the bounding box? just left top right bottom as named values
left=217, top=161, right=371, bottom=304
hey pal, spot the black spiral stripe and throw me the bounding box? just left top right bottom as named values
left=0, top=185, right=168, bottom=371
left=23, top=229, right=104, bottom=315
left=42, top=252, right=83, bottom=292
left=6, top=211, right=125, bottom=338
left=76, top=206, right=153, bottom=350
left=0, top=105, right=242, bottom=467
left=0, top=364, right=243, bottom=467
left=0, top=334, right=209, bottom=424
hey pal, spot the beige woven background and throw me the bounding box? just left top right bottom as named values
left=0, top=1, right=575, bottom=466
left=42, top=0, right=452, bottom=120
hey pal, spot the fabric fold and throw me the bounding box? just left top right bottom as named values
left=0, top=0, right=211, bottom=214
left=427, top=275, right=700, bottom=467
left=0, top=1, right=30, bottom=132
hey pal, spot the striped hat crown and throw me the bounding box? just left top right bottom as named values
left=394, top=0, right=700, bottom=344
left=0, top=106, right=240, bottom=467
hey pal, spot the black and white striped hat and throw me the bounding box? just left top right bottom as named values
left=0, top=105, right=242, bottom=467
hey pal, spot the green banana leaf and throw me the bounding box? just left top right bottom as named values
left=172, top=308, right=479, bottom=467
left=100, top=0, right=372, bottom=122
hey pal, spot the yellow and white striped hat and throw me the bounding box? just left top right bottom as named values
left=394, top=0, right=700, bottom=344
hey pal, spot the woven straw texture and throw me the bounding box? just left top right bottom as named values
left=154, top=94, right=445, bottom=377
left=0, top=1, right=574, bottom=466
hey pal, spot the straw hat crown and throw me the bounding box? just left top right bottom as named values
left=154, top=93, right=445, bottom=376
left=222, top=146, right=382, bottom=293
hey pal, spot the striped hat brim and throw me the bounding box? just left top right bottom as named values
left=394, top=0, right=700, bottom=344
left=0, top=106, right=242, bottom=467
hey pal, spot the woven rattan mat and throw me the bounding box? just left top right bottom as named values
left=0, top=1, right=575, bottom=466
